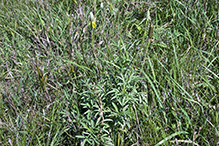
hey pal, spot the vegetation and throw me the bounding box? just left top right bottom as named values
left=0, top=0, right=218, bottom=145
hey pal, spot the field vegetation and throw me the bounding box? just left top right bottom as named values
left=0, top=0, right=218, bottom=145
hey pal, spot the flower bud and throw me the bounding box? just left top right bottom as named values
left=90, top=12, right=95, bottom=22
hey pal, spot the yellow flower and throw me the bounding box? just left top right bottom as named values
left=89, top=20, right=96, bottom=29
left=91, top=20, right=96, bottom=28
left=89, top=12, right=96, bottom=29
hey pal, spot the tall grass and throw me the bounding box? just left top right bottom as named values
left=0, top=0, right=218, bottom=145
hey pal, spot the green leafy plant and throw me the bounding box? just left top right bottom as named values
left=0, top=0, right=218, bottom=145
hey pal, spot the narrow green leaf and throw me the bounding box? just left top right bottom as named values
left=155, top=131, right=188, bottom=146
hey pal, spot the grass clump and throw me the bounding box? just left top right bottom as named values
left=0, top=0, right=218, bottom=145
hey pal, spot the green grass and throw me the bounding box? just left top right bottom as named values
left=0, top=0, right=218, bottom=145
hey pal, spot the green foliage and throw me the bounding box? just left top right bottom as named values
left=0, top=0, right=218, bottom=145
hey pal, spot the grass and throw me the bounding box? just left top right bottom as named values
left=0, top=0, right=218, bottom=145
